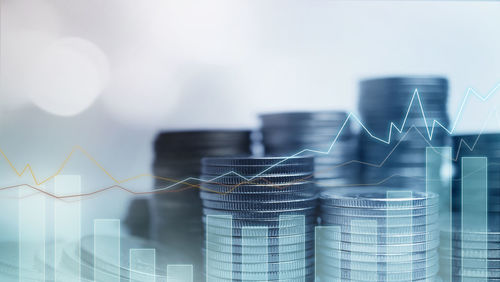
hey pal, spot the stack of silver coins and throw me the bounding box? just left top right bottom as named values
left=440, top=223, right=500, bottom=281
left=200, top=156, right=317, bottom=281
left=151, top=130, right=251, bottom=280
left=317, top=188, right=440, bottom=281
left=259, top=111, right=359, bottom=191
left=439, top=133, right=500, bottom=280
left=358, top=77, right=450, bottom=192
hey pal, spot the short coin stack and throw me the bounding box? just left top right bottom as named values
left=200, top=156, right=317, bottom=281
left=358, top=77, right=450, bottom=192
left=317, top=188, right=440, bottom=281
left=260, top=111, right=359, bottom=190
left=152, top=130, right=251, bottom=280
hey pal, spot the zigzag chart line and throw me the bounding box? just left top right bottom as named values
left=6, top=160, right=499, bottom=201
left=0, top=83, right=500, bottom=199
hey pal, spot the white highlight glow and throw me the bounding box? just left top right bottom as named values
left=26, top=37, right=109, bottom=116
left=0, top=0, right=61, bottom=109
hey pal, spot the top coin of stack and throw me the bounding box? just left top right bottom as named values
left=151, top=130, right=252, bottom=280
left=200, top=156, right=317, bottom=282
left=260, top=111, right=360, bottom=190
left=317, top=188, right=440, bottom=282
left=358, top=77, right=450, bottom=191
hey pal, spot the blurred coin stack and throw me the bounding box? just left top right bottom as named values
left=452, top=133, right=500, bottom=221
left=124, top=198, right=151, bottom=239
left=317, top=188, right=440, bottom=281
left=200, top=156, right=317, bottom=281
left=152, top=130, right=251, bottom=279
left=358, top=77, right=450, bottom=191
left=260, top=111, right=359, bottom=190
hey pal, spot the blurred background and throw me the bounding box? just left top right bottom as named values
left=0, top=0, right=499, bottom=241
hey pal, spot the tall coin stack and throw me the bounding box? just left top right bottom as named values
left=438, top=133, right=500, bottom=280
left=152, top=130, right=251, bottom=280
left=358, top=77, right=450, bottom=191
left=260, top=112, right=359, bottom=190
left=200, top=156, right=317, bottom=281
left=317, top=188, right=440, bottom=281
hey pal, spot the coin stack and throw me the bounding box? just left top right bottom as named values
left=438, top=133, right=500, bottom=280
left=358, top=77, right=450, bottom=191
left=152, top=130, right=252, bottom=280
left=124, top=198, right=151, bottom=239
left=260, top=111, right=359, bottom=190
left=439, top=218, right=500, bottom=281
left=200, top=156, right=317, bottom=281
left=317, top=188, right=440, bottom=281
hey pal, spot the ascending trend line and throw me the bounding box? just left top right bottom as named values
left=0, top=82, right=499, bottom=199
left=164, top=83, right=500, bottom=191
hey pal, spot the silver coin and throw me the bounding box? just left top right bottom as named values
left=200, top=190, right=316, bottom=202
left=317, top=229, right=440, bottom=244
left=320, top=188, right=438, bottom=208
left=320, top=204, right=438, bottom=217
left=318, top=263, right=439, bottom=281
left=202, top=248, right=315, bottom=263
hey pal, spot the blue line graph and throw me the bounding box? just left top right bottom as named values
left=153, top=83, right=500, bottom=192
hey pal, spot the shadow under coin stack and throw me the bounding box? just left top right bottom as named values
left=260, top=112, right=359, bottom=191
left=317, top=188, right=440, bottom=281
left=200, top=156, right=317, bottom=281
left=358, top=77, right=450, bottom=192
left=152, top=130, right=251, bottom=280
left=439, top=133, right=500, bottom=280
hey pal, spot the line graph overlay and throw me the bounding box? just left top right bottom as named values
left=0, top=83, right=499, bottom=199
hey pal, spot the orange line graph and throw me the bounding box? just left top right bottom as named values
left=0, top=109, right=496, bottom=200
left=0, top=125, right=472, bottom=201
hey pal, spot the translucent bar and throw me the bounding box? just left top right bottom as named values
left=315, top=226, right=341, bottom=280
left=18, top=185, right=46, bottom=281
left=54, top=175, right=81, bottom=282
left=130, top=248, right=156, bottom=282
left=242, top=226, right=268, bottom=281
left=167, top=265, right=193, bottom=282
left=94, top=219, right=120, bottom=282
left=279, top=215, right=305, bottom=281
left=426, top=147, right=452, bottom=281
left=205, top=215, right=232, bottom=282
left=386, top=191, right=413, bottom=276
left=462, top=157, right=487, bottom=280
